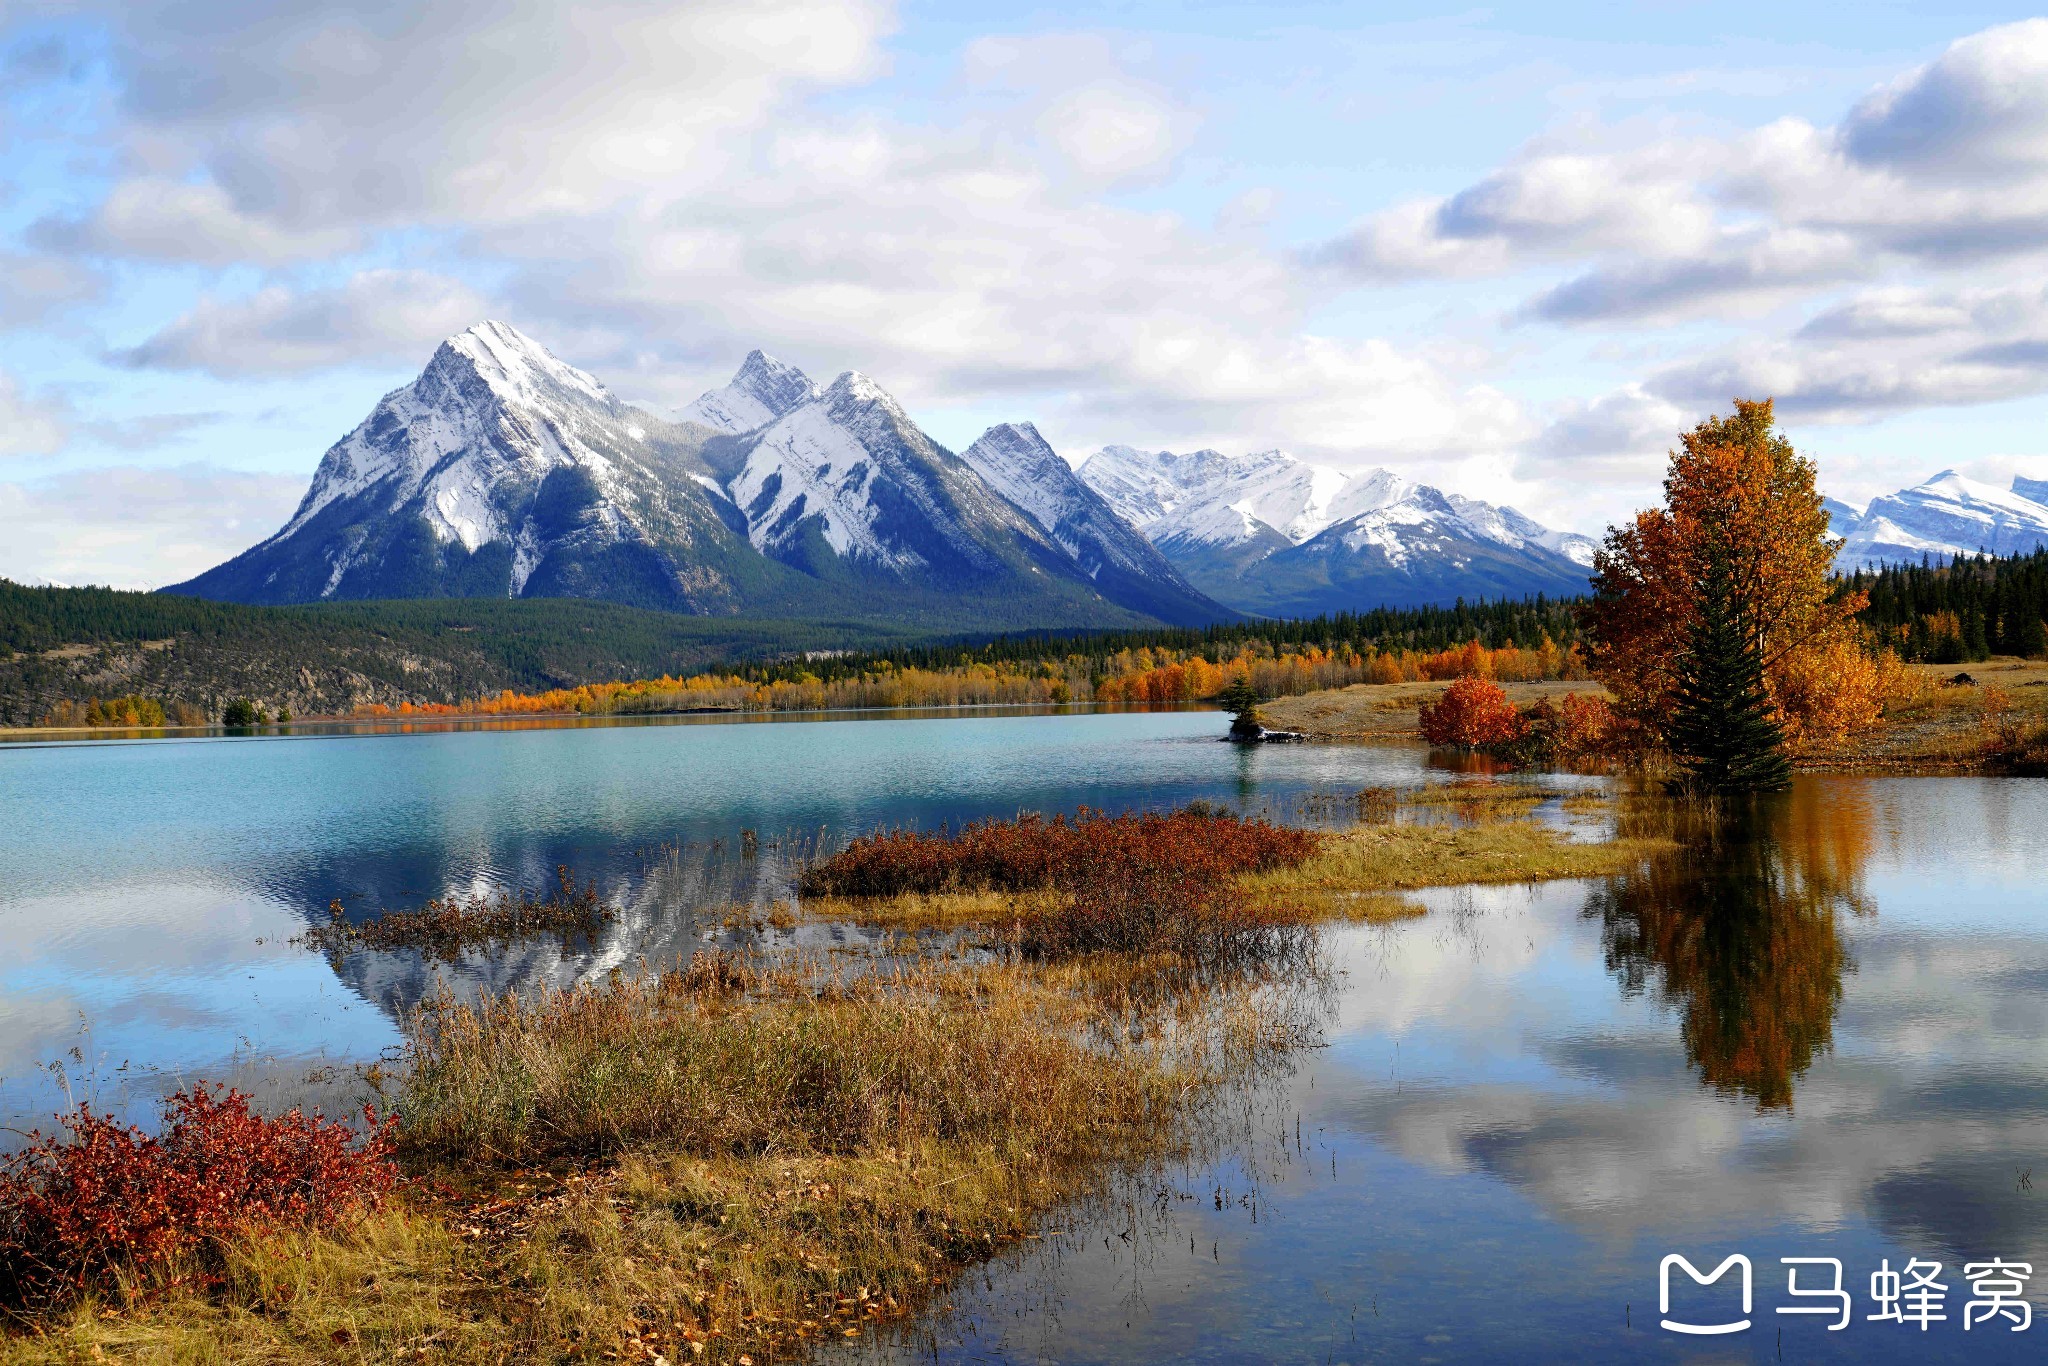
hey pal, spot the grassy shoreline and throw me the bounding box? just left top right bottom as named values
left=0, top=795, right=1666, bottom=1363
left=1257, top=658, right=2048, bottom=773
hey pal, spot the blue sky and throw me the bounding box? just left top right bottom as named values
left=4, top=1, right=2048, bottom=586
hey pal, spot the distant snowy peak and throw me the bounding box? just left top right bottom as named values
left=1077, top=442, right=1587, bottom=561
left=1076, top=444, right=1237, bottom=531
left=681, top=349, right=819, bottom=433
left=1838, top=470, right=2048, bottom=569
left=958, top=423, right=1223, bottom=623
left=2014, top=475, right=2048, bottom=505
left=726, top=369, right=1011, bottom=576
left=1823, top=496, right=1866, bottom=539
left=1444, top=495, right=1600, bottom=567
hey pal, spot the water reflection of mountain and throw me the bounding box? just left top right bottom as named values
left=320, top=841, right=864, bottom=1026
left=1587, top=783, right=1872, bottom=1111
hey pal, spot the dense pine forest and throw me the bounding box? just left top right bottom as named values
left=1847, top=550, right=2048, bottom=663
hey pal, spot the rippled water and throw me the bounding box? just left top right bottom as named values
left=3, top=714, right=2043, bottom=1361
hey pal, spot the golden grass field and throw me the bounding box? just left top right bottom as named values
left=1258, top=657, right=2048, bottom=771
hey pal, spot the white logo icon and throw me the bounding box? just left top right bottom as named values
left=1661, top=1254, right=1753, bottom=1336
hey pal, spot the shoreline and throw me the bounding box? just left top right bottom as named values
left=0, top=793, right=1663, bottom=1363
left=0, top=699, right=1218, bottom=746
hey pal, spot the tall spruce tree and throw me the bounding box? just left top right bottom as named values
left=1666, top=545, right=1792, bottom=792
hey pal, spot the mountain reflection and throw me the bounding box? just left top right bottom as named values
left=1587, top=782, right=1874, bottom=1111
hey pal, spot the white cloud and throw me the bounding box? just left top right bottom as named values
left=0, top=370, right=68, bottom=457
left=1649, top=279, right=2048, bottom=421
left=1840, top=19, right=2048, bottom=177
left=1312, top=22, right=2048, bottom=324
left=1037, top=82, right=1182, bottom=179
left=114, top=270, right=491, bottom=376
left=50, top=0, right=891, bottom=242
left=0, top=463, right=302, bottom=589
left=0, top=250, right=102, bottom=327
left=36, top=178, right=360, bottom=266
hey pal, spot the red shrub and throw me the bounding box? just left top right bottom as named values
left=800, top=807, right=1317, bottom=899
left=801, top=807, right=1321, bottom=964
left=1418, top=677, right=1526, bottom=750
left=0, top=1086, right=397, bottom=1309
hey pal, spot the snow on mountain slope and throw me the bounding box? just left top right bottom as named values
left=1838, top=470, right=2048, bottom=569
left=1079, top=445, right=1362, bottom=546
left=167, top=322, right=774, bottom=610
left=959, top=423, right=1227, bottom=625
left=1823, top=496, right=1866, bottom=540
left=1076, top=443, right=1594, bottom=611
left=1444, top=495, right=1600, bottom=567
left=2014, top=475, right=2048, bottom=505
left=720, top=373, right=1137, bottom=611
left=728, top=374, right=932, bottom=570
left=680, top=350, right=819, bottom=433
left=277, top=320, right=621, bottom=552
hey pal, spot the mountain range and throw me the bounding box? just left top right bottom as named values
left=1828, top=471, right=2048, bottom=570
left=166, top=323, right=1600, bottom=625
left=1076, top=445, right=1597, bottom=615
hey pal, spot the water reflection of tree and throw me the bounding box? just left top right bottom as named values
left=1588, top=782, right=1874, bottom=1111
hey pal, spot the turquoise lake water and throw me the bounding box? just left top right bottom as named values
left=2, top=711, right=2045, bottom=1361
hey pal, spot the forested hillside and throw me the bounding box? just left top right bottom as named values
left=8, top=554, right=2042, bottom=728
left=0, top=583, right=927, bottom=726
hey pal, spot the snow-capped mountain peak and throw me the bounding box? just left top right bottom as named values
left=958, top=423, right=1068, bottom=531
left=1837, top=469, right=2048, bottom=569
left=2016, top=475, right=2048, bottom=504
left=444, top=320, right=613, bottom=409
left=958, top=423, right=1224, bottom=623
left=1077, top=442, right=1595, bottom=613
left=681, top=349, right=819, bottom=433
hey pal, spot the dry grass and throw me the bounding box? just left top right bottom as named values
left=3, top=790, right=1653, bottom=1363
left=1241, top=820, right=1672, bottom=905
left=818, top=791, right=1660, bottom=936
left=0, top=952, right=1313, bottom=1365
left=1794, top=657, right=2048, bottom=771
left=1258, top=679, right=1603, bottom=741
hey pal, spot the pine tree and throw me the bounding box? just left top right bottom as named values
left=1665, top=545, right=1792, bottom=792
left=1217, top=674, right=1264, bottom=739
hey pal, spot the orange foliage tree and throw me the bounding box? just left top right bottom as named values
left=1580, top=399, right=1886, bottom=746
left=1418, top=677, right=1526, bottom=749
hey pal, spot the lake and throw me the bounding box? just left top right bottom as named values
left=2, top=711, right=2044, bottom=1361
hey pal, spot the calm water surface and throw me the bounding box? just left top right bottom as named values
left=3, top=711, right=2045, bottom=1362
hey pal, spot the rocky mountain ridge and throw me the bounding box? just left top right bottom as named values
left=1076, top=444, right=1597, bottom=614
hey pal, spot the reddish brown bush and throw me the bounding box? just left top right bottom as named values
left=0, top=1086, right=397, bottom=1309
left=1418, top=677, right=1526, bottom=750
left=801, top=807, right=1316, bottom=899
left=801, top=807, right=1320, bottom=964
